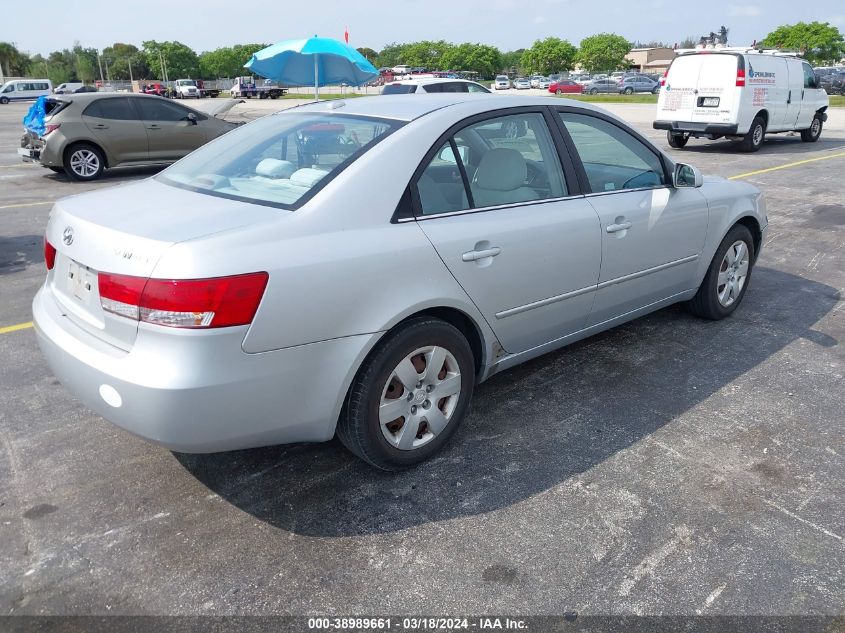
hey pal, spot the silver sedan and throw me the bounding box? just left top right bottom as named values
left=34, top=95, right=767, bottom=470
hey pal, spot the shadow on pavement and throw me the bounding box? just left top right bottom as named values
left=673, top=133, right=845, bottom=155
left=176, top=266, right=839, bottom=536
left=0, top=234, right=43, bottom=275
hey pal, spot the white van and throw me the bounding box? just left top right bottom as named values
left=53, top=82, right=84, bottom=94
left=0, top=79, right=53, bottom=104
left=654, top=51, right=829, bottom=151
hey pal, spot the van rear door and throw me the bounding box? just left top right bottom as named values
left=658, top=53, right=739, bottom=128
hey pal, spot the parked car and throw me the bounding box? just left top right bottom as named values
left=549, top=80, right=584, bottom=95
left=140, top=83, right=168, bottom=97
left=538, top=77, right=553, bottom=89
left=513, top=77, right=531, bottom=90
left=34, top=94, right=767, bottom=470
left=17, top=93, right=240, bottom=180
left=573, top=75, right=593, bottom=86
left=53, top=82, right=84, bottom=94
left=71, top=85, right=98, bottom=94
left=382, top=78, right=491, bottom=94
left=583, top=78, right=619, bottom=94
left=529, top=75, right=545, bottom=88
left=0, top=78, right=52, bottom=104
left=493, top=75, right=511, bottom=90
left=655, top=51, right=829, bottom=151
left=817, top=69, right=845, bottom=95
left=618, top=75, right=659, bottom=94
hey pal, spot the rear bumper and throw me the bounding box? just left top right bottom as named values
left=653, top=121, right=739, bottom=136
left=33, top=285, right=380, bottom=453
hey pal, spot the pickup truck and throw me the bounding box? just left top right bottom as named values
left=229, top=76, right=287, bottom=99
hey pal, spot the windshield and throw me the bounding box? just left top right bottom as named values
left=157, top=112, right=400, bottom=209
left=178, top=80, right=197, bottom=86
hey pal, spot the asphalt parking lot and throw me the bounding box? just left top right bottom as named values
left=1, top=96, right=843, bottom=618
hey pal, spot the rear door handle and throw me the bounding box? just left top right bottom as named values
left=94, top=124, right=109, bottom=129
left=606, top=221, right=632, bottom=233
left=147, top=124, right=161, bottom=130
left=462, top=246, right=501, bottom=261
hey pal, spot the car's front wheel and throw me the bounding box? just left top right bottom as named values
left=337, top=317, right=475, bottom=470
left=0, top=96, right=9, bottom=105
left=589, top=88, right=598, bottom=95
left=624, top=87, right=633, bottom=94
left=64, top=143, right=105, bottom=181
left=800, top=114, right=823, bottom=142
left=689, top=224, right=755, bottom=320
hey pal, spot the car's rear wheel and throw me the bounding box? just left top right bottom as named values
left=589, top=88, right=598, bottom=95
left=740, top=116, right=766, bottom=152
left=688, top=224, right=755, bottom=320
left=667, top=131, right=689, bottom=148
left=800, top=114, right=823, bottom=142
left=556, top=89, right=562, bottom=95
left=337, top=317, right=474, bottom=471
left=64, top=143, right=105, bottom=181
left=624, top=87, right=633, bottom=95
left=652, top=86, right=660, bottom=94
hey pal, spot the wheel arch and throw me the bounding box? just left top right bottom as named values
left=734, top=215, right=762, bottom=262
left=753, top=109, right=769, bottom=129
left=63, top=139, right=110, bottom=168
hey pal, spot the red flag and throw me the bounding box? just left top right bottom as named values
left=344, top=27, right=349, bottom=44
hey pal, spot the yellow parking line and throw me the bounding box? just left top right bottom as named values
left=729, top=151, right=845, bottom=180
left=0, top=200, right=53, bottom=210
left=0, top=322, right=33, bottom=335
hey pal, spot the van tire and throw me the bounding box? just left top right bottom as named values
left=667, top=132, right=689, bottom=148
left=740, top=116, right=766, bottom=152
left=0, top=97, right=8, bottom=105
left=800, top=115, right=823, bottom=142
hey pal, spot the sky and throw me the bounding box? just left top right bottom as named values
left=4, top=0, right=845, bottom=55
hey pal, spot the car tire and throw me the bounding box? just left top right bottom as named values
left=740, top=116, right=766, bottom=152
left=0, top=96, right=9, bottom=104
left=589, top=88, right=598, bottom=95
left=63, top=143, right=105, bottom=182
left=556, top=89, right=562, bottom=95
left=652, top=86, right=660, bottom=94
left=667, top=131, right=689, bottom=148
left=800, top=114, right=823, bottom=142
left=337, top=316, right=475, bottom=471
left=688, top=224, right=755, bottom=320
left=624, top=87, right=633, bottom=95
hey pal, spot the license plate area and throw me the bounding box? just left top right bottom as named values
left=697, top=97, right=720, bottom=107
left=67, top=260, right=96, bottom=303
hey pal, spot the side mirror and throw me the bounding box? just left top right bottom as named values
left=674, top=163, right=703, bottom=188
left=186, top=112, right=198, bottom=125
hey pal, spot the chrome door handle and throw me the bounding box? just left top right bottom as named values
left=606, top=221, right=632, bottom=233
left=462, top=246, right=501, bottom=261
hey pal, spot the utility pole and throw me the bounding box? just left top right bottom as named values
left=97, top=52, right=105, bottom=82
left=128, top=58, right=133, bottom=83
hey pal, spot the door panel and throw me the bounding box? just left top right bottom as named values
left=134, top=98, right=208, bottom=160
left=586, top=186, right=708, bottom=325
left=418, top=200, right=602, bottom=352
left=81, top=97, right=149, bottom=164
left=782, top=61, right=803, bottom=130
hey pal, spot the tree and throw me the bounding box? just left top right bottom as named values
left=0, top=42, right=30, bottom=77
left=375, top=40, right=452, bottom=69
left=102, top=43, right=149, bottom=80
left=520, top=37, right=577, bottom=75
left=356, top=47, right=378, bottom=64
left=198, top=44, right=268, bottom=79
left=679, top=36, right=698, bottom=49
left=760, top=21, right=845, bottom=64
left=576, top=33, right=631, bottom=72
left=72, top=44, right=99, bottom=83
left=500, top=49, right=525, bottom=74
left=142, top=40, right=200, bottom=79
left=440, top=43, right=502, bottom=78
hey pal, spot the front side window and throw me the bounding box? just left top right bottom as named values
left=802, top=63, right=816, bottom=89
left=2, top=84, right=14, bottom=93
left=158, top=112, right=399, bottom=209
left=415, top=112, right=568, bottom=215
left=559, top=112, right=665, bottom=193
left=135, top=98, right=192, bottom=122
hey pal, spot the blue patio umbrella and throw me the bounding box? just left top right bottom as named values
left=244, top=37, right=378, bottom=100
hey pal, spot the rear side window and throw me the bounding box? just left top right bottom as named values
left=135, top=98, right=193, bottom=121
left=84, top=98, right=138, bottom=120
left=559, top=112, right=665, bottom=192
left=423, top=82, right=467, bottom=93
left=382, top=84, right=416, bottom=95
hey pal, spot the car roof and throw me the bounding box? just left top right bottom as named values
left=53, top=92, right=171, bottom=103
left=390, top=78, right=480, bottom=86
left=290, top=94, right=606, bottom=122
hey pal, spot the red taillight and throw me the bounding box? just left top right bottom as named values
left=44, top=238, right=57, bottom=270
left=44, top=123, right=61, bottom=136
left=736, top=68, right=746, bottom=87
left=98, top=272, right=269, bottom=329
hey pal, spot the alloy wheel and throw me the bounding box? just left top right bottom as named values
left=717, top=240, right=750, bottom=307
left=70, top=149, right=100, bottom=178
left=378, top=346, right=462, bottom=450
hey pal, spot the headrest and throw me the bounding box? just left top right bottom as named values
left=474, top=148, right=527, bottom=192
left=255, top=158, right=295, bottom=179
left=290, top=168, right=328, bottom=188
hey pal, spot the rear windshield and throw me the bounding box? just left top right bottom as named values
left=157, top=112, right=400, bottom=209
left=382, top=84, right=416, bottom=94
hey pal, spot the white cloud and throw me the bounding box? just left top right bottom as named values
left=533, top=15, right=548, bottom=24
left=729, top=5, right=762, bottom=17
left=826, top=15, right=845, bottom=26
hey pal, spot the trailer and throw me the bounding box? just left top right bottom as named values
left=230, top=76, right=287, bottom=99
